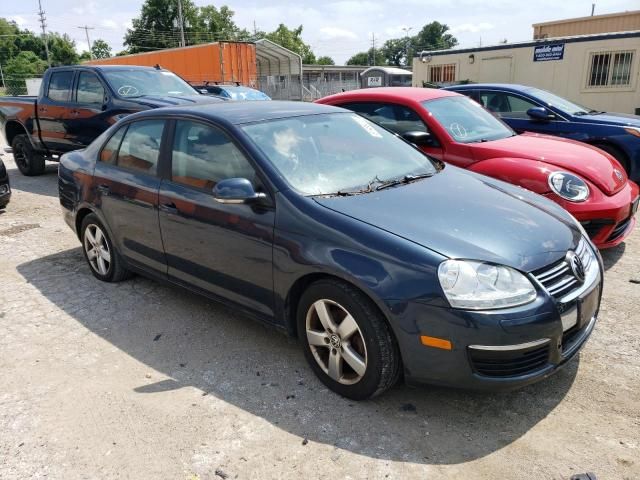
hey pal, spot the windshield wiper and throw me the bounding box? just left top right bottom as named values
left=375, top=173, right=434, bottom=191
left=331, top=176, right=384, bottom=196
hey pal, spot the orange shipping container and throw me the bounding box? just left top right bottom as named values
left=87, top=42, right=257, bottom=87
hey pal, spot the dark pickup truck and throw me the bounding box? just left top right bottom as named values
left=0, top=65, right=221, bottom=175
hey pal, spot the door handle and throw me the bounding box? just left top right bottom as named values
left=159, top=202, right=178, bottom=214
left=96, top=184, right=111, bottom=196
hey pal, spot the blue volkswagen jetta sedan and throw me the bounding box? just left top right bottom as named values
left=446, top=83, right=640, bottom=182
left=58, top=101, right=603, bottom=399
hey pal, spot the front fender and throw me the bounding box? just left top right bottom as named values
left=467, top=157, right=555, bottom=194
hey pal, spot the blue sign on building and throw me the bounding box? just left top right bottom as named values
left=533, top=43, right=565, bottom=62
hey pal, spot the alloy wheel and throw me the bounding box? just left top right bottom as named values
left=305, top=299, right=368, bottom=385
left=83, top=224, right=112, bottom=276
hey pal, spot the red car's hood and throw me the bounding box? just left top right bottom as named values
left=470, top=133, right=627, bottom=195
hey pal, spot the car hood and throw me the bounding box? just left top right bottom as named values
left=314, top=166, right=580, bottom=272
left=472, top=133, right=627, bottom=195
left=573, top=112, right=640, bottom=127
left=130, top=94, right=224, bottom=108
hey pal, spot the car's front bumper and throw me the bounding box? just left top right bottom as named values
left=393, top=247, right=603, bottom=390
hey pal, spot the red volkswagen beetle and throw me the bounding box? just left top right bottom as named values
left=317, top=88, right=639, bottom=249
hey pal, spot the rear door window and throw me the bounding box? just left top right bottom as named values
left=116, top=120, right=165, bottom=175
left=100, top=127, right=126, bottom=165
left=340, top=102, right=428, bottom=135
left=47, top=71, right=74, bottom=102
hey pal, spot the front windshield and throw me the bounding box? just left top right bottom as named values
left=103, top=70, right=199, bottom=98
left=241, top=113, right=437, bottom=195
left=525, top=87, right=591, bottom=115
left=422, top=96, right=514, bottom=143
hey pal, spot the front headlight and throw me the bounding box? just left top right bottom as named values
left=548, top=171, right=590, bottom=202
left=438, top=260, right=537, bottom=310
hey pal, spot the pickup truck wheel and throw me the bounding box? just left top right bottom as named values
left=12, top=134, right=45, bottom=176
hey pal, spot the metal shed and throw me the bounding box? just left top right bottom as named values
left=360, top=66, right=413, bottom=88
left=255, top=39, right=303, bottom=100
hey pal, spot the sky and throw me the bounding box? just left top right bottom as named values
left=3, top=0, right=637, bottom=64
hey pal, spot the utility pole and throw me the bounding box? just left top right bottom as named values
left=77, top=25, right=95, bottom=59
left=401, top=27, right=413, bottom=66
left=177, top=0, right=186, bottom=47
left=591, top=3, right=596, bottom=16
left=37, top=0, right=51, bottom=67
left=370, top=33, right=376, bottom=66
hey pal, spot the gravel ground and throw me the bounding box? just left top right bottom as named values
left=0, top=145, right=639, bottom=480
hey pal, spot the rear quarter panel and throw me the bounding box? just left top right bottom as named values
left=0, top=96, right=39, bottom=146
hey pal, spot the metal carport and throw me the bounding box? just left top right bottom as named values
left=255, top=39, right=303, bottom=100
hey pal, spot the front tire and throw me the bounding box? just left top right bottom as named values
left=297, top=279, right=401, bottom=400
left=12, top=134, right=45, bottom=176
left=81, top=214, right=131, bottom=282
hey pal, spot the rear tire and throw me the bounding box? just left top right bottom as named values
left=12, top=134, right=45, bottom=176
left=81, top=214, right=132, bottom=282
left=593, top=143, right=630, bottom=175
left=297, top=279, right=401, bottom=400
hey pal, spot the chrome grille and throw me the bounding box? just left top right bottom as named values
left=533, top=238, right=594, bottom=300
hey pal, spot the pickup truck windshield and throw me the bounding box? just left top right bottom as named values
left=103, top=70, right=199, bottom=97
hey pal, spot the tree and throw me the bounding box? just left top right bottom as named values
left=411, top=21, right=457, bottom=52
left=92, top=39, right=112, bottom=59
left=316, top=56, right=335, bottom=65
left=124, top=0, right=199, bottom=52
left=381, top=38, right=408, bottom=66
left=346, top=48, right=385, bottom=66
left=124, top=0, right=250, bottom=52
left=48, top=33, right=79, bottom=65
left=79, top=51, right=92, bottom=61
left=5, top=51, right=47, bottom=94
left=194, top=5, right=251, bottom=42
left=0, top=18, right=21, bottom=65
left=260, top=24, right=316, bottom=64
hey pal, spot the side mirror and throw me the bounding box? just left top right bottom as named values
left=402, top=131, right=435, bottom=146
left=526, top=107, right=555, bottom=121
left=213, top=178, right=267, bottom=205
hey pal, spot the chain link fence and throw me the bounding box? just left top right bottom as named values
left=0, top=76, right=43, bottom=97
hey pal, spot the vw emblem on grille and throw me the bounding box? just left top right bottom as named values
left=566, top=251, right=586, bottom=283
left=614, top=169, right=624, bottom=181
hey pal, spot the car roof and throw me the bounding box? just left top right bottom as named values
left=447, top=83, right=532, bottom=92
left=50, top=64, right=173, bottom=73
left=320, top=87, right=460, bottom=103
left=130, top=100, right=346, bottom=125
